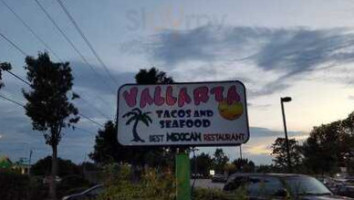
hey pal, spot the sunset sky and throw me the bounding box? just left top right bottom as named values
left=1, top=0, right=354, bottom=164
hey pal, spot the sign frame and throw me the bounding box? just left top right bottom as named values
left=116, top=80, right=250, bottom=147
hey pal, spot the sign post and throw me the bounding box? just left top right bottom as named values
left=176, top=152, right=191, bottom=200
left=116, top=81, right=250, bottom=199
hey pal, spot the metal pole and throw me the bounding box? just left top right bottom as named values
left=240, top=145, right=243, bottom=160
left=281, top=99, right=292, bottom=172
left=28, top=149, right=32, bottom=176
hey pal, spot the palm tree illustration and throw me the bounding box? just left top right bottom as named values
left=123, top=108, right=152, bottom=142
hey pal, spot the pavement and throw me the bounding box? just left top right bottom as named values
left=190, top=179, right=225, bottom=190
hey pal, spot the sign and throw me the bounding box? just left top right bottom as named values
left=117, top=81, right=249, bottom=146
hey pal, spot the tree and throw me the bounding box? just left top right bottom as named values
left=232, top=158, right=255, bottom=172
left=0, top=62, right=11, bottom=89
left=213, top=148, right=229, bottom=173
left=256, top=164, right=278, bottom=173
left=271, top=137, right=302, bottom=171
left=300, top=112, right=354, bottom=175
left=190, top=153, right=213, bottom=177
left=131, top=67, right=175, bottom=167
left=302, top=121, right=344, bottom=174
left=31, top=156, right=80, bottom=177
left=23, top=53, right=79, bottom=199
left=123, top=108, right=152, bottom=142
left=90, top=67, right=174, bottom=168
left=89, top=121, right=131, bottom=164
left=89, top=119, right=170, bottom=167
left=135, top=67, right=173, bottom=84
left=223, top=163, right=237, bottom=175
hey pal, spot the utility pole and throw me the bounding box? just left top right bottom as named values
left=28, top=149, right=32, bottom=176
left=281, top=97, right=292, bottom=173
left=239, top=145, right=243, bottom=160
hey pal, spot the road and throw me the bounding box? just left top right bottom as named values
left=190, top=179, right=225, bottom=190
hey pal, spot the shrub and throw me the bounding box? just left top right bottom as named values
left=98, top=164, right=248, bottom=200
left=193, top=187, right=247, bottom=200
left=57, top=175, right=92, bottom=197
left=98, top=164, right=175, bottom=200
left=0, top=171, right=46, bottom=200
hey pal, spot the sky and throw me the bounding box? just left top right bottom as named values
left=1, top=0, right=354, bottom=165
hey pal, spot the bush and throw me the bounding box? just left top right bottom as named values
left=0, top=171, right=46, bottom=200
left=31, top=156, right=81, bottom=177
left=57, top=175, right=91, bottom=197
left=97, top=164, right=175, bottom=200
left=98, top=164, right=247, bottom=200
left=193, top=187, right=247, bottom=200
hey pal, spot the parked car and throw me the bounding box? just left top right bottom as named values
left=62, top=184, right=104, bottom=200
left=212, top=174, right=227, bottom=183
left=324, top=178, right=346, bottom=193
left=192, top=173, right=204, bottom=179
left=224, top=173, right=351, bottom=199
left=336, top=185, right=354, bottom=198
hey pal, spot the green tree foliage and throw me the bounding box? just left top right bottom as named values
left=31, top=156, right=81, bottom=177
left=131, top=67, right=175, bottom=167
left=22, top=53, right=79, bottom=199
left=89, top=121, right=132, bottom=164
left=90, top=67, right=174, bottom=168
left=134, top=67, right=173, bottom=84
left=0, top=62, right=12, bottom=89
left=191, top=153, right=213, bottom=177
left=0, top=171, right=45, bottom=200
left=90, top=120, right=172, bottom=168
left=256, top=164, right=279, bottom=173
left=271, top=137, right=302, bottom=171
left=302, top=118, right=354, bottom=174
left=80, top=162, right=99, bottom=171
left=213, top=148, right=229, bottom=173
left=232, top=158, right=255, bottom=172
left=98, top=164, right=175, bottom=200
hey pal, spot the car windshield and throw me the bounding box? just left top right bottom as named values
left=247, top=176, right=284, bottom=197
left=284, top=176, right=332, bottom=196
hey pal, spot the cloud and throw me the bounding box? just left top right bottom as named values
left=250, top=127, right=301, bottom=138
left=70, top=61, right=135, bottom=95
left=151, top=26, right=268, bottom=65
left=140, top=26, right=354, bottom=96
left=152, top=26, right=354, bottom=71
left=248, top=103, right=271, bottom=109
left=68, top=61, right=138, bottom=120
left=246, top=144, right=271, bottom=155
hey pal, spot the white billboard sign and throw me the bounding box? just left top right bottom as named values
left=117, top=81, right=249, bottom=146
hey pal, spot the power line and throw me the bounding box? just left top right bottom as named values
left=0, top=2, right=110, bottom=127
left=74, top=126, right=98, bottom=136
left=0, top=32, right=28, bottom=56
left=5, top=70, right=30, bottom=86
left=33, top=0, right=116, bottom=93
left=3, top=64, right=112, bottom=122
left=0, top=0, right=62, bottom=62
left=56, top=0, right=119, bottom=86
left=0, top=93, right=25, bottom=107
left=0, top=32, right=32, bottom=85
left=0, top=92, right=103, bottom=128
left=78, top=113, right=103, bottom=127
left=79, top=97, right=110, bottom=120
left=0, top=30, right=111, bottom=123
